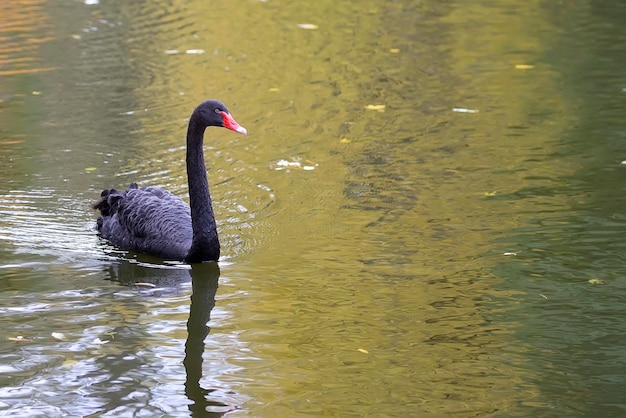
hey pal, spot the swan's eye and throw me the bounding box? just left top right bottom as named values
left=214, top=108, right=221, bottom=114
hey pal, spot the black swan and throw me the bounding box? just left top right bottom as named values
left=93, top=100, right=247, bottom=263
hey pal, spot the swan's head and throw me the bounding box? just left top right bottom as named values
left=197, top=100, right=247, bottom=135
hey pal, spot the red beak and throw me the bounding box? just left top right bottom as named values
left=220, top=111, right=247, bottom=135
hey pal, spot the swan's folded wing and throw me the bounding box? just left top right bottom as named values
left=116, top=187, right=192, bottom=240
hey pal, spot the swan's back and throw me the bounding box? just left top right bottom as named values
left=93, top=183, right=193, bottom=260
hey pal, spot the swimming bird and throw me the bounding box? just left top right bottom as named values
left=93, top=100, right=247, bottom=263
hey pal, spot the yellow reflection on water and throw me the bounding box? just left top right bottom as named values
left=0, top=0, right=55, bottom=76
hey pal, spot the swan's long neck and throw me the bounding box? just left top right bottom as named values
left=185, top=120, right=220, bottom=262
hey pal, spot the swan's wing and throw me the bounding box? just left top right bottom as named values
left=115, top=186, right=192, bottom=239
left=94, top=185, right=193, bottom=258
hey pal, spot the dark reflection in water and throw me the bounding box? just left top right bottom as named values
left=104, top=260, right=232, bottom=416
left=185, top=263, right=232, bottom=417
left=105, top=256, right=191, bottom=293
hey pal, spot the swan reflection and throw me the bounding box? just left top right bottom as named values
left=185, top=263, right=233, bottom=416
left=105, top=259, right=232, bottom=416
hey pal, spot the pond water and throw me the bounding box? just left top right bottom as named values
left=1, top=0, right=626, bottom=416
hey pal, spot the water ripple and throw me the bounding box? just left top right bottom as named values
left=0, top=189, right=101, bottom=266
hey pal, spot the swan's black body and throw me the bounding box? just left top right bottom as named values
left=93, top=100, right=246, bottom=263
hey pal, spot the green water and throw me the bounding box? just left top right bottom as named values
left=1, top=0, right=625, bottom=416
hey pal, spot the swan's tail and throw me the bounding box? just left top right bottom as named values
left=92, top=183, right=138, bottom=230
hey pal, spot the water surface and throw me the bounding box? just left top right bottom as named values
left=1, top=0, right=626, bottom=416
